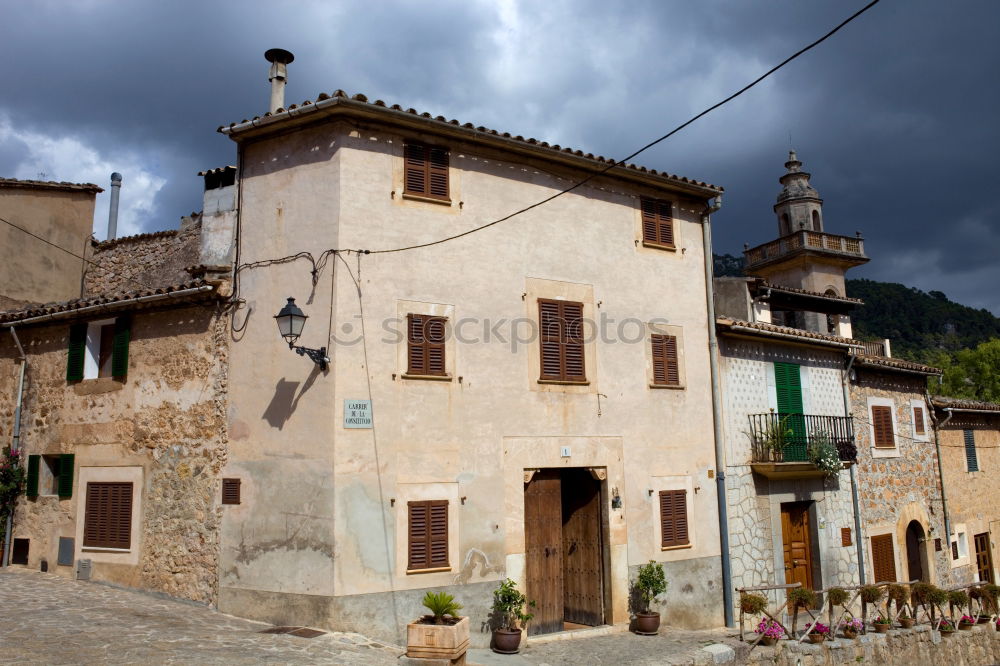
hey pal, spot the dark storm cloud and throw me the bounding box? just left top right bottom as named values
left=1, top=0, right=998, bottom=310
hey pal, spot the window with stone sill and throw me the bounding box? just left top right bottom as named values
left=67, top=316, right=131, bottom=381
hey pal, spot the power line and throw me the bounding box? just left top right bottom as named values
left=367, top=0, right=882, bottom=255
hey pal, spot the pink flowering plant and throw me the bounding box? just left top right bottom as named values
left=0, top=447, right=26, bottom=545
left=805, top=621, right=831, bottom=636
left=939, top=618, right=955, bottom=631
left=841, top=618, right=864, bottom=632
left=960, top=615, right=976, bottom=624
left=872, top=612, right=890, bottom=625
left=756, top=618, right=784, bottom=640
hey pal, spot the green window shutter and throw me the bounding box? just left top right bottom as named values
left=58, top=454, right=75, bottom=499
left=66, top=323, right=87, bottom=381
left=111, top=316, right=131, bottom=379
left=26, top=454, right=40, bottom=497
left=965, top=430, right=979, bottom=472
left=774, top=362, right=803, bottom=413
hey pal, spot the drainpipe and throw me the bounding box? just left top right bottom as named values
left=931, top=402, right=953, bottom=543
left=700, top=195, right=734, bottom=627
left=2, top=327, right=27, bottom=567
left=841, top=352, right=865, bottom=584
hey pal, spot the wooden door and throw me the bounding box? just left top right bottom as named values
left=561, top=469, right=604, bottom=626
left=975, top=533, right=995, bottom=584
left=524, top=470, right=563, bottom=635
left=781, top=502, right=813, bottom=590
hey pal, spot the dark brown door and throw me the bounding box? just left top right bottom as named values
left=561, top=469, right=604, bottom=626
left=905, top=521, right=926, bottom=582
left=781, top=502, right=814, bottom=590
left=975, top=533, right=995, bottom=584
left=525, top=470, right=564, bottom=635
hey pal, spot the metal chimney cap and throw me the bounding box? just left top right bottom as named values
left=265, top=48, right=295, bottom=65
left=110, top=172, right=122, bottom=182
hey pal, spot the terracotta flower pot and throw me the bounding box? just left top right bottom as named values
left=808, top=633, right=826, bottom=644
left=634, top=612, right=661, bottom=635
left=940, top=629, right=955, bottom=637
left=977, top=615, right=991, bottom=624
left=491, top=628, right=522, bottom=654
left=959, top=622, right=974, bottom=631
left=899, top=618, right=915, bottom=629
left=843, top=628, right=858, bottom=639
left=873, top=623, right=890, bottom=634
left=759, top=636, right=777, bottom=646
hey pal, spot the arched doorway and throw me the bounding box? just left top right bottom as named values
left=905, top=521, right=928, bottom=582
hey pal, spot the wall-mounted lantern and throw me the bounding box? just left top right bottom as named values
left=274, top=297, right=329, bottom=370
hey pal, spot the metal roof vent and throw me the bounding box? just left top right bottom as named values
left=265, top=48, right=295, bottom=113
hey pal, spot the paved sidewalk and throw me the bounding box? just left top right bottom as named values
left=0, top=569, right=401, bottom=665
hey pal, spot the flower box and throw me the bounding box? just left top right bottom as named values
left=406, top=616, right=470, bottom=660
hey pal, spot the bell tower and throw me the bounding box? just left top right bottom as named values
left=774, top=151, right=824, bottom=236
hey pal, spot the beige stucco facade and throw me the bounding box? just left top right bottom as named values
left=0, top=180, right=101, bottom=308
left=220, top=115, right=724, bottom=645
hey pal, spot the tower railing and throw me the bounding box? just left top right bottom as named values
left=744, top=230, right=866, bottom=270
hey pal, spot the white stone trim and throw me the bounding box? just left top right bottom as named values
left=395, top=300, right=456, bottom=380
left=867, top=396, right=901, bottom=459
left=910, top=399, right=930, bottom=443
left=950, top=524, right=970, bottom=569
left=865, top=523, right=902, bottom=583
left=83, top=317, right=115, bottom=380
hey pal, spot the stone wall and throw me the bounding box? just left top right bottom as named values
left=746, top=624, right=1000, bottom=666
left=84, top=217, right=202, bottom=296
left=0, top=303, right=228, bottom=605
left=849, top=368, right=954, bottom=586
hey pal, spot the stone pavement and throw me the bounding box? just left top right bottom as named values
left=0, top=569, right=402, bottom=665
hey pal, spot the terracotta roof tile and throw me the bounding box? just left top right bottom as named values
left=717, top=317, right=861, bottom=347
left=218, top=94, right=723, bottom=194
left=0, top=177, right=103, bottom=194
left=0, top=280, right=216, bottom=324
left=92, top=228, right=180, bottom=249
left=930, top=396, right=1000, bottom=412
left=754, top=280, right=865, bottom=305
left=855, top=354, right=942, bottom=376
left=197, top=166, right=237, bottom=176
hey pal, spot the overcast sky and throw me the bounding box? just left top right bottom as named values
left=2, top=1, right=998, bottom=312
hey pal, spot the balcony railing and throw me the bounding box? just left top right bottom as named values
left=748, top=412, right=857, bottom=464
left=859, top=339, right=891, bottom=357
left=744, top=230, right=866, bottom=270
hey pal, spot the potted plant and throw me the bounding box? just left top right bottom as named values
left=948, top=589, right=970, bottom=620
left=898, top=611, right=915, bottom=629
left=489, top=579, right=533, bottom=654
left=959, top=614, right=976, bottom=630
left=887, top=584, right=907, bottom=618
left=804, top=621, right=830, bottom=643
left=406, top=591, right=469, bottom=661
left=872, top=612, right=891, bottom=633
left=755, top=618, right=783, bottom=646
left=983, top=584, right=1000, bottom=616
left=787, top=587, right=816, bottom=635
left=938, top=618, right=956, bottom=636
left=840, top=617, right=864, bottom=639
left=632, top=560, right=668, bottom=635
left=740, top=592, right=768, bottom=617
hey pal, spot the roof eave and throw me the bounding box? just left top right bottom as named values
left=219, top=97, right=723, bottom=199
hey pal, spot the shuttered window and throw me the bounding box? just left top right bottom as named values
left=66, top=323, right=87, bottom=381
left=66, top=317, right=130, bottom=382
left=913, top=406, right=926, bottom=435
left=404, top=143, right=450, bottom=201
left=871, top=534, right=897, bottom=583
left=659, top=489, right=689, bottom=548
left=641, top=198, right=675, bottom=247
left=222, top=478, right=241, bottom=505
left=871, top=406, right=895, bottom=448
left=83, top=482, right=133, bottom=550
left=26, top=454, right=40, bottom=497
left=538, top=299, right=586, bottom=383
left=651, top=334, right=680, bottom=386
left=965, top=429, right=979, bottom=472
left=57, top=454, right=74, bottom=499
left=407, top=314, right=447, bottom=376
left=407, top=500, right=449, bottom=571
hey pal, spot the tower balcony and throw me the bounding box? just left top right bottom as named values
left=744, top=229, right=868, bottom=274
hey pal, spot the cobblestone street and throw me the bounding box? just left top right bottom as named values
left=0, top=569, right=402, bottom=665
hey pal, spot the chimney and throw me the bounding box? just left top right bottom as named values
left=107, top=172, right=122, bottom=240
left=265, top=48, right=295, bottom=113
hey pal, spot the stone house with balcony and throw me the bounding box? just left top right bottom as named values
left=930, top=397, right=1000, bottom=587
left=716, top=153, right=868, bottom=595
left=214, top=70, right=726, bottom=645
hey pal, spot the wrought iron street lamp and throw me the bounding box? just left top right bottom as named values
left=274, top=297, right=329, bottom=370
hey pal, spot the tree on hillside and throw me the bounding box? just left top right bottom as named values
left=930, top=338, right=1000, bottom=403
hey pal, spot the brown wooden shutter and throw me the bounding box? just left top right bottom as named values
left=659, top=489, right=689, bottom=548
left=871, top=406, right=895, bottom=448
left=404, top=143, right=449, bottom=200
left=407, top=500, right=449, bottom=571
left=83, top=482, right=133, bottom=549
left=538, top=299, right=586, bottom=382
left=841, top=527, right=852, bottom=547
left=651, top=334, right=679, bottom=386
left=871, top=534, right=897, bottom=582
left=407, top=314, right=447, bottom=376
left=222, top=478, right=241, bottom=505
left=641, top=198, right=674, bottom=247
left=913, top=406, right=926, bottom=435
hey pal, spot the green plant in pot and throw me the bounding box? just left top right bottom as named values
left=740, top=592, right=768, bottom=616
left=633, top=561, right=668, bottom=635
left=983, top=584, right=1000, bottom=616
left=406, top=591, right=469, bottom=661
left=490, top=579, right=534, bottom=654
left=948, top=589, right=970, bottom=621
left=787, top=587, right=816, bottom=635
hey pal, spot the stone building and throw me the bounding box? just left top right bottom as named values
left=0, top=176, right=235, bottom=605
left=0, top=178, right=103, bottom=310
left=716, top=153, right=869, bottom=595
left=848, top=354, right=952, bottom=586
left=214, top=75, right=726, bottom=644
left=931, top=397, right=1000, bottom=585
